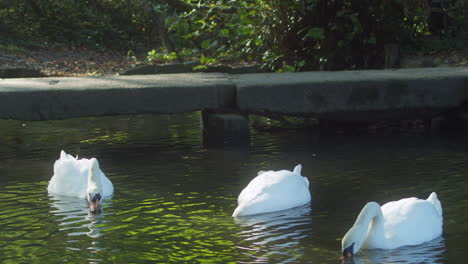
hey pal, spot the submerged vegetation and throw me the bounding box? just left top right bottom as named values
left=0, top=0, right=467, bottom=71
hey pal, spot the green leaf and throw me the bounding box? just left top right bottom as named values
left=168, top=52, right=178, bottom=59
left=196, top=19, right=206, bottom=26
left=255, top=38, right=263, bottom=46
left=193, top=65, right=208, bottom=71
left=297, top=60, right=305, bottom=69
left=220, top=28, right=230, bottom=36
left=303, top=27, right=325, bottom=41
left=277, top=65, right=295, bottom=72
left=201, top=40, right=211, bottom=49
left=200, top=54, right=207, bottom=64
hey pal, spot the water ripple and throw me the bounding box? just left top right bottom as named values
left=1, top=114, right=467, bottom=263
left=347, top=237, right=446, bottom=264
left=234, top=204, right=313, bottom=263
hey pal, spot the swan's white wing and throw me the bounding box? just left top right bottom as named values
left=100, top=171, right=114, bottom=198
left=233, top=169, right=311, bottom=216
left=237, top=171, right=275, bottom=205
left=381, top=197, right=443, bottom=248
left=48, top=151, right=114, bottom=202
left=47, top=153, right=89, bottom=199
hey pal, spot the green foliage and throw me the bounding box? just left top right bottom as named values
left=161, top=0, right=433, bottom=70
left=426, top=0, right=468, bottom=50
left=0, top=0, right=162, bottom=50
left=255, top=0, right=431, bottom=70
left=411, top=0, right=468, bottom=52
left=301, top=27, right=325, bottom=41
left=1, top=0, right=466, bottom=70
left=451, top=0, right=468, bottom=45
left=165, top=0, right=263, bottom=64
left=147, top=49, right=178, bottom=63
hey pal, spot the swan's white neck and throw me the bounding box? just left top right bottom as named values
left=358, top=202, right=386, bottom=249
left=87, top=158, right=103, bottom=200
left=342, top=202, right=386, bottom=255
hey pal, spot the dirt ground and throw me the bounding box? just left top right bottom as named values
left=0, top=45, right=467, bottom=77
left=0, top=46, right=136, bottom=77
left=400, top=48, right=468, bottom=68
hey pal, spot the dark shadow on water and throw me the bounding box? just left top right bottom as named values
left=202, top=133, right=250, bottom=148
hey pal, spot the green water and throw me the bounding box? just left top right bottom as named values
left=0, top=113, right=467, bottom=263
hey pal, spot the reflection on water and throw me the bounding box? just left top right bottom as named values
left=347, top=237, right=446, bottom=264
left=49, top=195, right=110, bottom=238
left=234, top=204, right=312, bottom=263
left=0, top=113, right=467, bottom=263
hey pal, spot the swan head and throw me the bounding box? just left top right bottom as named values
left=341, top=225, right=363, bottom=258
left=89, top=193, right=102, bottom=213
left=342, top=242, right=355, bottom=258
left=341, top=202, right=382, bottom=258
left=87, top=158, right=103, bottom=213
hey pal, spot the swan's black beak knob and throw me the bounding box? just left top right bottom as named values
left=89, top=193, right=102, bottom=213
left=342, top=242, right=354, bottom=258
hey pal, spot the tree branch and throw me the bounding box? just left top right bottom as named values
left=141, top=0, right=176, bottom=53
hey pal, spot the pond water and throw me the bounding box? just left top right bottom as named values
left=0, top=113, right=467, bottom=263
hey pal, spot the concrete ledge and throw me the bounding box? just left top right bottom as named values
left=0, top=68, right=45, bottom=78
left=1, top=67, right=467, bottom=122
left=234, top=67, right=468, bottom=121
left=0, top=73, right=234, bottom=120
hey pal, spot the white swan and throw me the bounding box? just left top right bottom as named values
left=232, top=164, right=311, bottom=217
left=47, top=150, right=114, bottom=212
left=341, top=192, right=443, bottom=258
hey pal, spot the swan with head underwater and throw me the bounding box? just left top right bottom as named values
left=341, top=192, right=443, bottom=259
left=232, top=164, right=311, bottom=217
left=47, top=150, right=114, bottom=213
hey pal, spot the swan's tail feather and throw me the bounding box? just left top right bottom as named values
left=427, top=192, right=442, bottom=216
left=293, top=164, right=302, bottom=175
left=292, top=164, right=309, bottom=186
left=59, top=150, right=77, bottom=161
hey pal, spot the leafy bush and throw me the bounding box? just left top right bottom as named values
left=417, top=0, right=468, bottom=51
left=1, top=0, right=465, bottom=71
left=162, top=0, right=431, bottom=70
left=0, top=0, right=160, bottom=50
left=254, top=0, right=431, bottom=70
left=164, top=1, right=262, bottom=63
